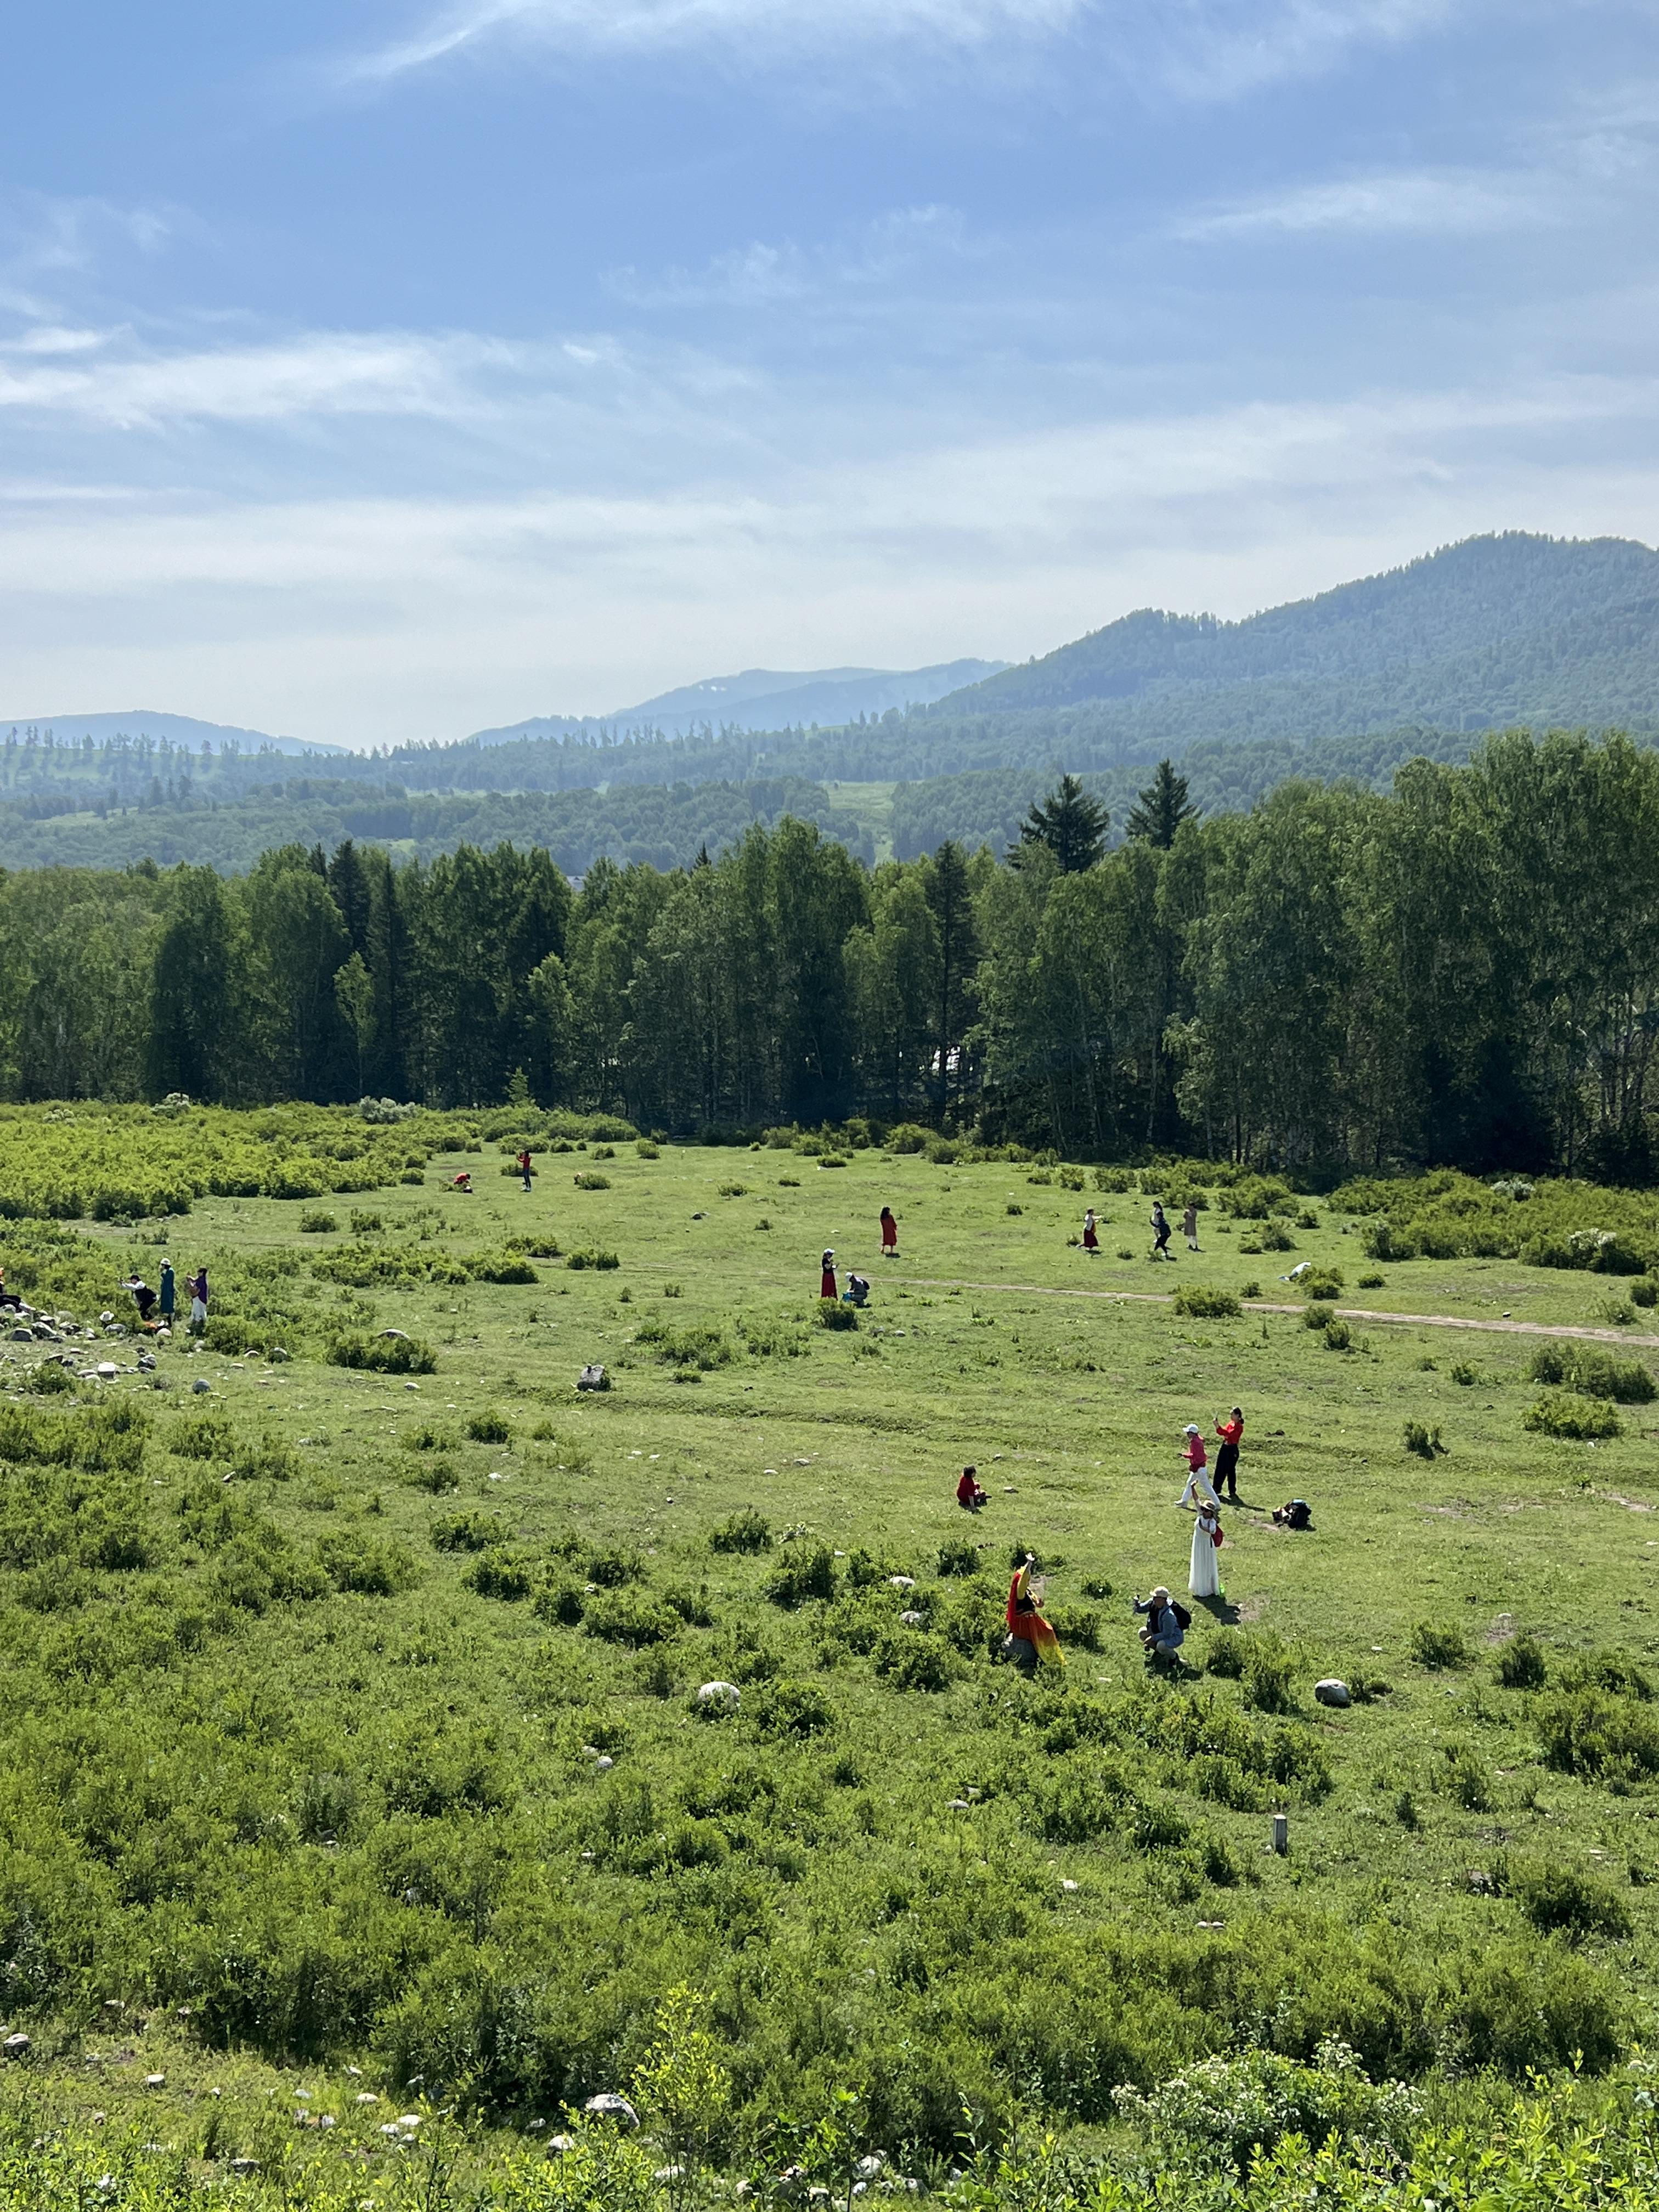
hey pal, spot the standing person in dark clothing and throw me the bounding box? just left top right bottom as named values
left=159, top=1259, right=176, bottom=1327
left=1215, top=1406, right=1244, bottom=1503
left=1149, top=1201, right=1173, bottom=1261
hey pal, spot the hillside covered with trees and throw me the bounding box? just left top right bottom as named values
left=4, top=730, right=1658, bottom=1181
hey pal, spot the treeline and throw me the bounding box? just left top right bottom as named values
left=4, top=730, right=1658, bottom=1178
left=0, top=774, right=874, bottom=877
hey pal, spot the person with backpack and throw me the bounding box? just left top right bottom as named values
left=1135, top=1587, right=1189, bottom=1662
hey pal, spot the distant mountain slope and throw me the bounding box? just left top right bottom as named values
left=470, top=658, right=1006, bottom=744
left=941, top=533, right=1659, bottom=732
left=1, top=709, right=347, bottom=757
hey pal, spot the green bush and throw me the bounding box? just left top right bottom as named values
left=1538, top=1688, right=1659, bottom=1779
left=465, top=1409, right=511, bottom=1442
left=1525, top=1391, right=1622, bottom=1440
left=1504, top=1858, right=1631, bottom=1941
left=1173, top=1286, right=1242, bottom=1319
left=1526, top=1341, right=1656, bottom=1403
left=766, top=1545, right=838, bottom=1607
left=466, top=1546, right=535, bottom=1600
left=817, top=1299, right=858, bottom=1330
left=328, top=1330, right=435, bottom=1374
left=1496, top=1635, right=1548, bottom=1689
left=1409, top=1621, right=1469, bottom=1669
left=565, top=1248, right=620, bottom=1271
left=1242, top=1632, right=1297, bottom=1714
left=1403, top=1419, right=1446, bottom=1458
left=1323, top=1318, right=1353, bottom=1351
left=635, top=1319, right=733, bottom=1369
left=1302, top=1269, right=1345, bottom=1299
left=572, top=1171, right=611, bottom=1190
left=298, top=1210, right=338, bottom=1233
left=314, top=1529, right=419, bottom=1595
left=1304, top=1301, right=1334, bottom=1330
left=429, top=1509, right=498, bottom=1551
left=470, top=1252, right=539, bottom=1284
left=583, top=1589, right=681, bottom=1645
left=753, top=1678, right=835, bottom=1735
left=710, top=1509, right=772, bottom=1554
left=1206, top=1627, right=1246, bottom=1679
left=936, top=1538, right=982, bottom=1577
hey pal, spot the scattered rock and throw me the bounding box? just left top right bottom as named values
left=546, top=2134, right=578, bottom=2154
left=379, top=1329, right=410, bottom=1341
left=228, top=2159, right=259, bottom=2176
left=191, top=1378, right=212, bottom=1395
left=3, top=2034, right=30, bottom=2058
left=583, top=2094, right=639, bottom=2127
left=144, top=2074, right=166, bottom=2089
left=269, top=1346, right=290, bottom=1362
left=577, top=1364, right=608, bottom=1392
left=594, top=1755, right=614, bottom=1773
left=1060, top=1878, right=1079, bottom=1893
left=899, top=1610, right=924, bottom=1626
left=888, top=1575, right=916, bottom=1591
left=95, top=1362, right=118, bottom=1380
left=1314, top=1678, right=1351, bottom=1708
left=697, top=1680, right=741, bottom=1711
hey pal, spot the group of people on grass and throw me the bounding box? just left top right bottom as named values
left=123, top=1260, right=210, bottom=1333
left=985, top=1404, right=1251, bottom=1673
left=1081, top=1201, right=1201, bottom=1260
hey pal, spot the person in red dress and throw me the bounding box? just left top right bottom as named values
left=879, top=1206, right=899, bottom=1257
left=820, top=1249, right=837, bottom=1300
left=1082, top=1207, right=1099, bottom=1252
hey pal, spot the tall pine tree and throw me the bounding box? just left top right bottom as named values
left=1125, top=760, right=1199, bottom=848
left=1014, top=775, right=1108, bottom=874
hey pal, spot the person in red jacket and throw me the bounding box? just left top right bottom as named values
left=879, top=1206, right=899, bottom=1257
left=1215, top=1406, right=1244, bottom=1503
left=517, top=1148, right=533, bottom=1192
left=956, top=1465, right=987, bottom=1511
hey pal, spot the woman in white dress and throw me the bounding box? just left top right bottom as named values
left=1178, top=1454, right=1224, bottom=1600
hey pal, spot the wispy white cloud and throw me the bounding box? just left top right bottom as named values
left=339, top=0, right=1463, bottom=98
left=607, top=203, right=967, bottom=309
left=1177, top=166, right=1561, bottom=240
left=0, top=330, right=518, bottom=428
left=346, top=0, right=1085, bottom=84
left=2, top=325, right=112, bottom=357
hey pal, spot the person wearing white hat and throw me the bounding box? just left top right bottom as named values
left=820, top=1249, right=837, bottom=1301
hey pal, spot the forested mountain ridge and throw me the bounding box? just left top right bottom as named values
left=944, top=532, right=1659, bottom=723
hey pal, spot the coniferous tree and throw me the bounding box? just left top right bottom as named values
left=1125, top=759, right=1199, bottom=847
left=1013, top=775, right=1108, bottom=874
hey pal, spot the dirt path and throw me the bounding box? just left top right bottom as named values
left=904, top=1277, right=1659, bottom=1348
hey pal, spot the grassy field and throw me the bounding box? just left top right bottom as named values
left=3, top=1119, right=1659, bottom=2203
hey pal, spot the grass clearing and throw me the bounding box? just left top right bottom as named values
left=2, top=1114, right=1659, bottom=2197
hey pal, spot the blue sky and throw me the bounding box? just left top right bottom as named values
left=3, top=0, right=1658, bottom=745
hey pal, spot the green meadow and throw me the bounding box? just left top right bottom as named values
left=3, top=1108, right=1659, bottom=2205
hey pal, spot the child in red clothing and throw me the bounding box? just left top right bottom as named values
left=956, top=1465, right=988, bottom=1511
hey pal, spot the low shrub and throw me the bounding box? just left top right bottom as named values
left=1206, top=1627, right=1245, bottom=1679
left=1505, top=1858, right=1631, bottom=1941
left=315, top=1530, right=419, bottom=1595
left=565, top=1249, right=620, bottom=1271
left=1560, top=1651, right=1653, bottom=1701
left=1242, top=1632, right=1297, bottom=1714
left=1357, top=1271, right=1386, bottom=1289
left=1304, top=1301, right=1334, bottom=1330
left=586, top=1545, right=645, bottom=1587
left=635, top=1319, right=734, bottom=1370
left=817, top=1300, right=857, bottom=1330
left=1524, top=1391, right=1621, bottom=1441
left=875, top=1632, right=960, bottom=1692
left=572, top=1171, right=611, bottom=1190
left=753, top=1678, right=835, bottom=1735
left=936, top=1538, right=981, bottom=1578
left=710, top=1509, right=772, bottom=1554
left=583, top=1590, right=681, bottom=1645
left=1301, top=1269, right=1345, bottom=1299
left=1403, top=1420, right=1446, bottom=1458
left=170, top=1414, right=233, bottom=1460
left=1173, top=1286, right=1242, bottom=1319
left=1496, top=1635, right=1548, bottom=1689
left=766, top=1545, right=838, bottom=1608
left=716, top=1182, right=748, bottom=1198
left=1257, top=1222, right=1297, bottom=1252
left=299, top=1210, right=338, bottom=1234
left=328, top=1331, right=436, bottom=1374
left=465, top=1410, right=511, bottom=1443
left=1409, top=1621, right=1469, bottom=1669
left=1323, top=1318, right=1353, bottom=1351
left=25, top=1362, right=75, bottom=1396
left=466, top=1547, right=535, bottom=1600
left=430, top=1510, right=498, bottom=1551
left=470, top=1252, right=539, bottom=1284
left=1526, top=1341, right=1656, bottom=1403
left=1538, top=1687, right=1659, bottom=1778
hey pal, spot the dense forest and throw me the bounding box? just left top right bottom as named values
left=4, top=730, right=1657, bottom=1180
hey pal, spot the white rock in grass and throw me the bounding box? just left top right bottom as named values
left=583, top=2094, right=639, bottom=2127
left=697, top=1681, right=741, bottom=1711
left=1314, top=1678, right=1351, bottom=1707
left=899, top=1611, right=924, bottom=1627
left=888, top=1575, right=916, bottom=1590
